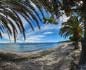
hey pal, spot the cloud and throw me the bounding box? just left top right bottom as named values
left=1, top=24, right=58, bottom=43
left=2, top=33, right=19, bottom=41
left=2, top=33, right=9, bottom=39
left=43, top=32, right=53, bottom=35
left=42, top=24, right=58, bottom=30
left=57, top=14, right=70, bottom=23
left=0, top=14, right=70, bottom=43
left=23, top=35, right=45, bottom=43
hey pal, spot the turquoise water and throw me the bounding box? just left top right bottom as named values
left=0, top=43, right=58, bottom=52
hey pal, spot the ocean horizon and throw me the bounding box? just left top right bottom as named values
left=0, top=42, right=58, bottom=53
left=0, top=41, right=70, bottom=53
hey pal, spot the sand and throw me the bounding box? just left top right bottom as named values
left=0, top=42, right=81, bottom=70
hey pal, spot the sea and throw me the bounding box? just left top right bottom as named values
left=0, top=43, right=60, bottom=52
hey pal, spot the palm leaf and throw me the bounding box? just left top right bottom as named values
left=0, top=0, right=46, bottom=41
left=60, top=16, right=83, bottom=41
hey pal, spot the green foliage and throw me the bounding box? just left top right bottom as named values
left=60, top=16, right=83, bottom=41
left=0, top=0, right=85, bottom=41
left=0, top=0, right=45, bottom=41
left=43, top=16, right=57, bottom=24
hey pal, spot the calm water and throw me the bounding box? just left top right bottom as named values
left=0, top=43, right=58, bottom=52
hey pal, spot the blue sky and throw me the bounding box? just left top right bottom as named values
left=0, top=15, right=69, bottom=43
left=0, top=4, right=69, bottom=43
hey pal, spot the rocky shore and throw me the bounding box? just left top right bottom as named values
left=0, top=42, right=81, bottom=70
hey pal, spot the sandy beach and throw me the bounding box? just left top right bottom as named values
left=0, top=42, right=81, bottom=70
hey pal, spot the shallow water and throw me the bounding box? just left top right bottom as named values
left=0, top=43, right=58, bottom=52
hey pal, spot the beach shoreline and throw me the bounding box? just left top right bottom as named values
left=0, top=42, right=81, bottom=70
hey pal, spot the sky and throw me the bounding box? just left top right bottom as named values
left=0, top=14, right=69, bottom=43
left=0, top=3, right=69, bottom=43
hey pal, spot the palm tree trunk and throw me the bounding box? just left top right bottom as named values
left=74, top=41, right=79, bottom=49
left=79, top=20, right=86, bottom=65
left=79, top=16, right=86, bottom=65
left=79, top=40, right=86, bottom=65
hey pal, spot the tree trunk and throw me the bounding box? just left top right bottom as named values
left=79, top=4, right=86, bottom=65
left=74, top=41, right=79, bottom=49
left=79, top=40, right=86, bottom=65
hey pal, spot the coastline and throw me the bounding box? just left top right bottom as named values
left=0, top=42, right=81, bottom=70
left=0, top=42, right=72, bottom=58
left=0, top=41, right=71, bottom=53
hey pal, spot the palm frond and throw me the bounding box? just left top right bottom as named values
left=0, top=0, right=46, bottom=41
left=60, top=16, right=83, bottom=41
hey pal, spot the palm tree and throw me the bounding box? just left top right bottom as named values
left=0, top=0, right=45, bottom=42
left=35, top=0, right=86, bottom=65
left=36, top=0, right=84, bottom=14
left=33, top=0, right=62, bottom=17
left=60, top=16, right=83, bottom=49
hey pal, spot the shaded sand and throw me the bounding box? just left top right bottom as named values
left=0, top=42, right=81, bottom=70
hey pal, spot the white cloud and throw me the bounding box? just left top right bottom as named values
left=2, top=33, right=9, bottom=39
left=1, top=34, right=45, bottom=43
left=25, top=24, right=58, bottom=37
left=1, top=24, right=58, bottom=43
left=24, top=35, right=45, bottom=43
left=2, top=33, right=18, bottom=41
left=59, top=14, right=70, bottom=23
left=42, top=24, right=58, bottom=30
left=43, top=32, right=53, bottom=35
